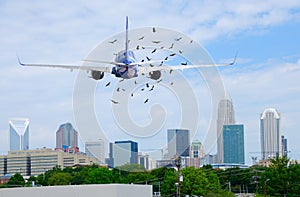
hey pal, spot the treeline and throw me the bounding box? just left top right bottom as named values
left=1, top=156, right=299, bottom=196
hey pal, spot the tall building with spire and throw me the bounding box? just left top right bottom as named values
left=260, top=108, right=281, bottom=160
left=9, top=118, right=29, bottom=151
left=217, top=98, right=235, bottom=163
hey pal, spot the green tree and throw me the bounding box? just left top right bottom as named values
left=84, top=167, right=113, bottom=184
left=161, top=170, right=177, bottom=196
left=48, top=172, right=72, bottom=185
left=117, top=163, right=146, bottom=173
left=122, top=172, right=155, bottom=184
left=7, top=173, right=25, bottom=187
left=260, top=156, right=289, bottom=196
left=180, top=167, right=209, bottom=196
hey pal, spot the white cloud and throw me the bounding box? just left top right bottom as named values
left=0, top=0, right=300, bottom=162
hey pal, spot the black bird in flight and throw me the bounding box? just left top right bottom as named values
left=175, top=37, right=182, bottom=41
left=105, top=82, right=111, bottom=87
left=149, top=85, right=155, bottom=91
left=144, top=99, right=149, bottom=103
left=152, top=27, right=156, bottom=32
left=181, top=62, right=187, bottom=65
left=110, top=99, right=119, bottom=104
left=152, top=40, right=161, bottom=44
left=139, top=36, right=145, bottom=40
left=109, top=39, right=117, bottom=44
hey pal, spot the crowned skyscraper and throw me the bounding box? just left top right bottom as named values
left=9, top=118, right=30, bottom=151
left=56, top=123, right=78, bottom=150
left=217, top=98, right=235, bottom=163
left=260, top=108, right=282, bottom=160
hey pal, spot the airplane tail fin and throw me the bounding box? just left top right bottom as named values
left=125, top=16, right=129, bottom=60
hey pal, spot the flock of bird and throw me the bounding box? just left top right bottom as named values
left=106, top=27, right=192, bottom=105
left=107, top=78, right=173, bottom=105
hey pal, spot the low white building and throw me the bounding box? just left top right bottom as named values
left=0, top=184, right=152, bottom=197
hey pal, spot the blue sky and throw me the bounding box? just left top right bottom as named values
left=0, top=0, right=300, bottom=164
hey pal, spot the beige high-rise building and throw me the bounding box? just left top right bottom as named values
left=260, top=108, right=282, bottom=160
left=217, top=98, right=235, bottom=163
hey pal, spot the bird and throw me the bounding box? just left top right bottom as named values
left=105, top=82, right=111, bottom=87
left=152, top=40, right=161, bottom=44
left=190, top=40, right=193, bottom=43
left=110, top=99, right=119, bottom=104
left=152, top=27, right=156, bottom=32
left=131, top=93, right=134, bottom=97
left=170, top=82, right=174, bottom=85
left=169, top=69, right=173, bottom=74
left=136, top=45, right=140, bottom=50
left=169, top=53, right=176, bottom=56
left=157, top=79, right=163, bottom=83
left=149, top=64, right=154, bottom=67
left=109, top=39, right=117, bottom=44
left=116, top=87, right=120, bottom=92
left=181, top=62, right=187, bottom=65
left=138, top=36, right=145, bottom=40
left=175, top=37, right=182, bottom=41
left=164, top=56, right=168, bottom=61
left=146, top=83, right=149, bottom=88
left=134, top=80, right=138, bottom=84
left=149, top=85, right=154, bottom=91
left=119, top=79, right=125, bottom=82
left=169, top=43, right=174, bottom=49
left=144, top=99, right=149, bottom=103
left=179, top=50, right=183, bottom=54
left=146, top=56, right=151, bottom=61
left=121, top=88, right=126, bottom=92
left=151, top=48, right=157, bottom=53
left=141, top=88, right=145, bottom=91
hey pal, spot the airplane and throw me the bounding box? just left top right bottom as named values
left=18, top=17, right=236, bottom=81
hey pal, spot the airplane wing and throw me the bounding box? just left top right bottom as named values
left=18, top=57, right=112, bottom=73
left=138, top=62, right=234, bottom=74
left=138, top=55, right=237, bottom=74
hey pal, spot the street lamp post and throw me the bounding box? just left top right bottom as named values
left=264, top=179, right=270, bottom=197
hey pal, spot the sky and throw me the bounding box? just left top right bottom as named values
left=0, top=0, right=300, bottom=165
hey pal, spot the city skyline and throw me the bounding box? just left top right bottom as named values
left=1, top=1, right=300, bottom=165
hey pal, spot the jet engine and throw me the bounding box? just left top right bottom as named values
left=91, top=70, right=104, bottom=80
left=149, top=70, right=161, bottom=80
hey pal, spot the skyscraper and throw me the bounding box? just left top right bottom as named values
left=85, top=140, right=105, bottom=164
left=188, top=139, right=204, bottom=168
left=167, top=129, right=190, bottom=159
left=109, top=140, right=138, bottom=167
left=281, top=135, right=288, bottom=157
left=223, top=124, right=245, bottom=164
left=217, top=98, right=235, bottom=163
left=9, top=118, right=29, bottom=151
left=56, top=123, right=78, bottom=150
left=260, top=108, right=281, bottom=160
